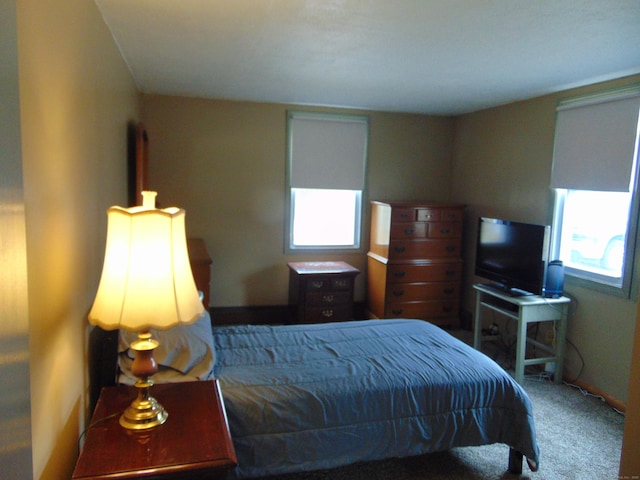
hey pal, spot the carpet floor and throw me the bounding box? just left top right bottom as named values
left=256, top=342, right=625, bottom=479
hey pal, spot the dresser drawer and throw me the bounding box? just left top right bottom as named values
left=386, top=282, right=459, bottom=302
left=306, top=290, right=353, bottom=306
left=387, top=263, right=462, bottom=283
left=390, top=222, right=428, bottom=239
left=385, top=300, right=459, bottom=319
left=387, top=239, right=461, bottom=259
left=440, top=208, right=463, bottom=222
left=427, top=222, right=462, bottom=238
left=416, top=208, right=441, bottom=222
left=391, top=208, right=419, bottom=222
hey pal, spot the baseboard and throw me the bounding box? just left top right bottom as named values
left=564, top=376, right=626, bottom=414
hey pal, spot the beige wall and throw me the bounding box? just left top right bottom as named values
left=142, top=95, right=454, bottom=307
left=0, top=0, right=32, bottom=478
left=451, top=74, right=640, bottom=403
left=16, top=0, right=140, bottom=478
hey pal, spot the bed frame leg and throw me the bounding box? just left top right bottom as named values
left=508, top=448, right=523, bottom=474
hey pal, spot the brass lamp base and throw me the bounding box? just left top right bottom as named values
left=119, top=379, right=168, bottom=430
left=120, top=332, right=168, bottom=430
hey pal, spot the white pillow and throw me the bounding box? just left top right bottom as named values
left=118, top=311, right=215, bottom=384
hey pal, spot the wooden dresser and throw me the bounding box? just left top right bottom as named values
left=288, top=261, right=360, bottom=324
left=367, top=201, right=464, bottom=327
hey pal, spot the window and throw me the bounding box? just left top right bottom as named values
left=285, top=111, right=369, bottom=253
left=550, top=85, right=640, bottom=297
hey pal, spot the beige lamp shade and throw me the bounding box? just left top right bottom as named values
left=89, top=191, right=204, bottom=331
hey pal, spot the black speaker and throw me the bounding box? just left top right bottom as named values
left=543, top=260, right=564, bottom=298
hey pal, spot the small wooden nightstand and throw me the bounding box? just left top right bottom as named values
left=72, top=380, right=237, bottom=479
left=288, top=261, right=360, bottom=324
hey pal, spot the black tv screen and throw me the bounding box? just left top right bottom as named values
left=474, top=217, right=549, bottom=296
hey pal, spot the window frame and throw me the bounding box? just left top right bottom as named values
left=550, top=85, right=640, bottom=299
left=284, top=110, right=369, bottom=254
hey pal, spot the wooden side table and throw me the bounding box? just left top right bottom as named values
left=473, top=284, right=570, bottom=385
left=72, top=380, right=237, bottom=479
left=288, top=261, right=360, bottom=324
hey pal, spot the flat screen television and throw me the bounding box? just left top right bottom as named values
left=474, top=217, right=550, bottom=296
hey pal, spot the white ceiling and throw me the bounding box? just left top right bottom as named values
left=95, top=0, right=640, bottom=115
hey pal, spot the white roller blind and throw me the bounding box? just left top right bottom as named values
left=551, top=88, right=640, bottom=192
left=288, top=111, right=368, bottom=190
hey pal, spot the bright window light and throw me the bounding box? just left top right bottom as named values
left=291, top=188, right=360, bottom=247
left=556, top=190, right=631, bottom=285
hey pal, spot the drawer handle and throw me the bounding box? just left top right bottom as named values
left=321, top=309, right=334, bottom=318
left=399, top=213, right=410, bottom=219
left=443, top=288, right=454, bottom=295
left=394, top=246, right=406, bottom=253
left=440, top=228, right=451, bottom=234
left=393, top=271, right=406, bottom=278
left=446, top=245, right=457, bottom=253
left=392, top=309, right=403, bottom=315
left=334, top=279, right=349, bottom=287
left=392, top=289, right=404, bottom=297
left=311, top=280, right=325, bottom=289
left=322, top=295, right=335, bottom=303
left=404, top=228, right=414, bottom=235
left=445, top=270, right=456, bottom=277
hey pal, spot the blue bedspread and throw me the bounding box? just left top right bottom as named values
left=213, top=319, right=539, bottom=478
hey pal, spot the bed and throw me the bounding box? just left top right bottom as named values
left=112, top=314, right=540, bottom=479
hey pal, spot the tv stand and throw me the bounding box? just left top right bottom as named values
left=482, top=283, right=534, bottom=297
left=473, top=283, right=570, bottom=385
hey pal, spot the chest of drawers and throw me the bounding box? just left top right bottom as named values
left=288, top=261, right=360, bottom=324
left=367, top=201, right=464, bottom=327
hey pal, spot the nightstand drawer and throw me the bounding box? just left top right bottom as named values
left=304, top=305, right=353, bottom=323
left=306, top=275, right=354, bottom=291
left=306, top=290, right=353, bottom=306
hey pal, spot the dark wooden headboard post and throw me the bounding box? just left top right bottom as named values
left=88, top=326, right=119, bottom=412
left=187, top=238, right=212, bottom=311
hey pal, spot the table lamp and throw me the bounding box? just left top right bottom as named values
left=89, top=191, right=205, bottom=430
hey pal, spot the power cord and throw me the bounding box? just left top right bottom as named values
left=78, top=410, right=123, bottom=453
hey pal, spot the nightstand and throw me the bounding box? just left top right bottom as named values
left=288, top=261, right=360, bottom=324
left=72, top=380, right=237, bottom=479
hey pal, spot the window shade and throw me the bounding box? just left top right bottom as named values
left=551, top=88, right=640, bottom=192
left=288, top=111, right=368, bottom=190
